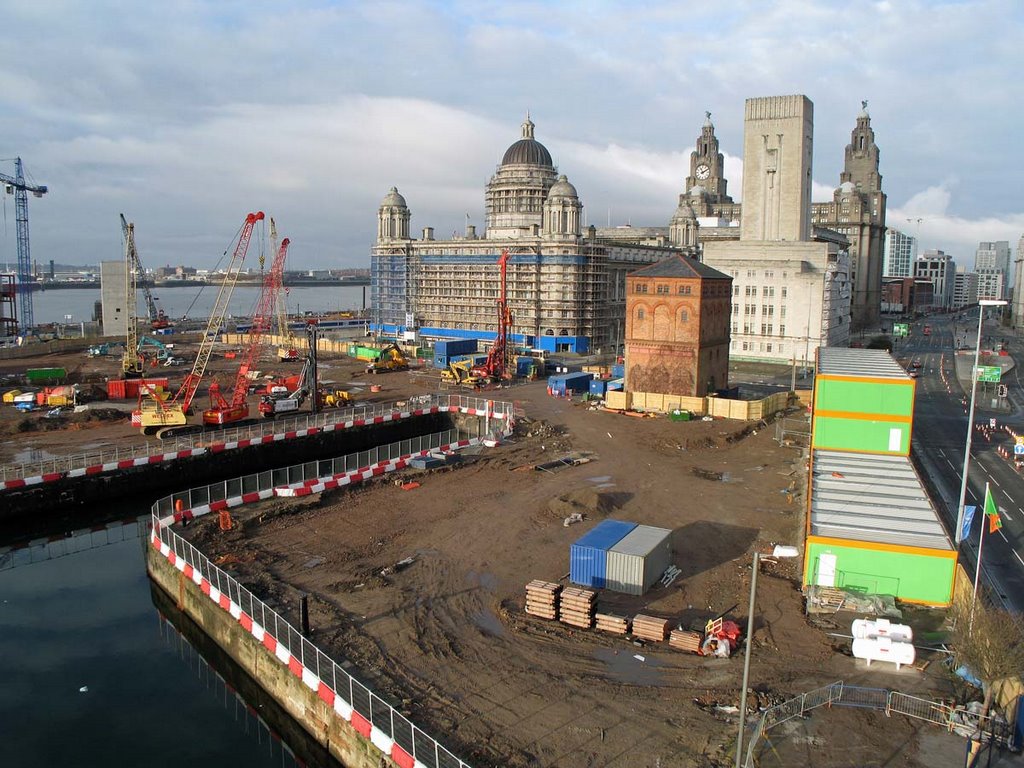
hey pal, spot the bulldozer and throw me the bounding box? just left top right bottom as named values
left=365, top=343, right=409, bottom=374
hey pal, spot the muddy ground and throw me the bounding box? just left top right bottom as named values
left=181, top=380, right=970, bottom=768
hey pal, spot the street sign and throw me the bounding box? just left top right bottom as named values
left=1015, top=436, right=1024, bottom=446
left=893, top=323, right=909, bottom=338
left=1014, top=444, right=1024, bottom=456
left=990, top=418, right=997, bottom=429
left=976, top=365, right=1002, bottom=383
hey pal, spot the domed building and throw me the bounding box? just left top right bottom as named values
left=371, top=116, right=685, bottom=353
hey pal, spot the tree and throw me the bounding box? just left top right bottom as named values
left=950, top=598, right=1024, bottom=718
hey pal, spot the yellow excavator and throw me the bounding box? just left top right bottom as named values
left=441, top=359, right=482, bottom=388
left=319, top=389, right=351, bottom=408
left=365, top=343, right=409, bottom=374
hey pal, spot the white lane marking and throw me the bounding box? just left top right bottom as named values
left=946, top=458, right=957, bottom=471
left=991, top=475, right=1002, bottom=487
left=1015, top=549, right=1024, bottom=568
left=999, top=529, right=1009, bottom=541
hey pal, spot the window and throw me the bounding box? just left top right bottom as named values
left=678, top=285, right=692, bottom=295
left=745, top=285, right=755, bottom=297
left=732, top=322, right=738, bottom=333
left=781, top=287, right=788, bottom=299
left=679, top=309, right=689, bottom=321
left=780, top=306, right=786, bottom=318
left=742, top=342, right=749, bottom=351
left=656, top=284, right=669, bottom=294
left=733, top=285, right=739, bottom=296
left=766, top=343, right=773, bottom=353
left=765, top=270, right=774, bottom=278
left=767, top=286, right=775, bottom=298
left=637, top=308, right=645, bottom=320
left=767, top=324, right=773, bottom=335
left=761, top=323, right=768, bottom=335
left=779, top=325, right=785, bottom=337
left=635, top=283, right=648, bottom=294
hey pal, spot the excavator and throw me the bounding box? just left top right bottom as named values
left=441, top=359, right=483, bottom=388
left=365, top=343, right=409, bottom=374
left=134, top=211, right=264, bottom=438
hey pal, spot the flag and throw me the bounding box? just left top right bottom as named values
left=984, top=485, right=1002, bottom=533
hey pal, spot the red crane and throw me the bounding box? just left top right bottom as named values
left=203, top=233, right=291, bottom=426
left=471, top=250, right=514, bottom=382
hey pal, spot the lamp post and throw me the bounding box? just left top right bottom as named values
left=955, top=299, right=1008, bottom=545
left=735, top=546, right=798, bottom=768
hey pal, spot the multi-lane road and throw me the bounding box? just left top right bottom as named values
left=901, top=312, right=1024, bottom=612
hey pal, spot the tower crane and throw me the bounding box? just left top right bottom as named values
left=471, top=250, right=514, bottom=382
left=0, top=158, right=48, bottom=332
left=203, top=229, right=290, bottom=426
left=135, top=211, right=264, bottom=438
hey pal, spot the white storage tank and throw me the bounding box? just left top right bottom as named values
left=851, top=636, right=916, bottom=670
left=605, top=525, right=673, bottom=596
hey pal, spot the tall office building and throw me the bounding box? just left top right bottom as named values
left=1013, top=236, right=1024, bottom=330
left=975, top=241, right=1011, bottom=299
left=914, top=251, right=956, bottom=309
left=882, top=228, right=916, bottom=278
left=703, top=95, right=851, bottom=366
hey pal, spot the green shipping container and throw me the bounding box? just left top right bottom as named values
left=26, top=367, right=67, bottom=383
left=804, top=536, right=955, bottom=606
left=813, top=348, right=914, bottom=455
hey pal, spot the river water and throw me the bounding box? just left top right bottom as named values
left=0, top=515, right=338, bottom=767
left=31, top=284, right=369, bottom=326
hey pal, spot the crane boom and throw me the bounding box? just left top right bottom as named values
left=176, top=211, right=265, bottom=413
left=0, top=158, right=48, bottom=331
left=120, top=217, right=142, bottom=374
left=120, top=214, right=161, bottom=324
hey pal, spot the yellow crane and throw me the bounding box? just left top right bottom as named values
left=270, top=218, right=300, bottom=362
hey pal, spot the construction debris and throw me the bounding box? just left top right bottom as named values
left=660, top=564, right=681, bottom=587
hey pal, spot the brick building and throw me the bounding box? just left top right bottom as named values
left=624, top=255, right=732, bottom=397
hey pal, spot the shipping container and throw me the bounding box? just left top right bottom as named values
left=515, top=355, right=542, bottom=378
left=569, top=519, right=637, bottom=589
left=605, top=525, right=674, bottom=596
left=433, top=355, right=450, bottom=370
left=13, top=391, right=36, bottom=403
left=813, top=348, right=915, bottom=455
left=612, top=364, right=625, bottom=379
left=2, top=389, right=23, bottom=403
left=607, top=378, right=624, bottom=392
left=107, top=379, right=127, bottom=400
left=434, top=338, right=478, bottom=357
left=547, top=372, right=593, bottom=397
left=589, top=378, right=609, bottom=397
left=125, top=377, right=169, bottom=398
left=26, top=367, right=67, bottom=383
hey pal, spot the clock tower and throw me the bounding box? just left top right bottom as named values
left=685, top=112, right=732, bottom=204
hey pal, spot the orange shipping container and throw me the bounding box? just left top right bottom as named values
left=107, top=379, right=127, bottom=400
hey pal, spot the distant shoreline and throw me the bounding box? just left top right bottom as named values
left=25, top=278, right=370, bottom=290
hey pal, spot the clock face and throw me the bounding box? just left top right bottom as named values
left=695, top=163, right=711, bottom=180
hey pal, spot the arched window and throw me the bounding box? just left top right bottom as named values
left=637, top=308, right=645, bottom=320
left=680, top=309, right=688, bottom=322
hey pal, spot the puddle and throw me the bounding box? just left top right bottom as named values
left=593, top=647, right=670, bottom=686
left=466, top=570, right=498, bottom=591
left=587, top=475, right=613, bottom=483
left=594, top=483, right=616, bottom=490
left=471, top=609, right=507, bottom=638
left=12, top=448, right=59, bottom=463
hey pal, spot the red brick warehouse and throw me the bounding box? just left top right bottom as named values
left=625, top=255, right=732, bottom=397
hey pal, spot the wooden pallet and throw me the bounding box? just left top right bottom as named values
left=668, top=629, right=703, bottom=653
left=632, top=614, right=670, bottom=642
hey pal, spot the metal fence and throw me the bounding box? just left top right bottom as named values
left=745, top=681, right=1010, bottom=766
left=152, top=426, right=470, bottom=519
left=1, top=393, right=512, bottom=482
left=151, top=516, right=473, bottom=768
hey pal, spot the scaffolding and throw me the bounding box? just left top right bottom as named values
left=0, top=274, right=16, bottom=337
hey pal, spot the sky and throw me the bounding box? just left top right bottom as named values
left=1, top=0, right=1022, bottom=273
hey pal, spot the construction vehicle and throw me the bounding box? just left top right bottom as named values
left=470, top=250, right=514, bottom=383
left=319, top=389, right=351, bottom=408
left=86, top=341, right=125, bottom=357
left=203, top=229, right=290, bottom=427
left=268, top=218, right=301, bottom=362
left=120, top=216, right=171, bottom=376
left=135, top=211, right=264, bottom=437
left=365, top=343, right=409, bottom=374
left=441, top=359, right=483, bottom=388
left=259, top=324, right=323, bottom=417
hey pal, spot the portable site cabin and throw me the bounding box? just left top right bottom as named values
left=812, top=348, right=915, bottom=456
left=803, top=450, right=956, bottom=606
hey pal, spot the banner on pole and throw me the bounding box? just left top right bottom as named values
left=961, top=505, right=977, bottom=542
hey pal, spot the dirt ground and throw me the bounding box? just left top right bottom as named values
left=181, top=378, right=970, bottom=768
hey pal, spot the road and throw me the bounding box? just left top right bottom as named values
left=902, top=312, right=1024, bottom=612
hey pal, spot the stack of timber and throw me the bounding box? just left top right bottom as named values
left=594, top=612, right=631, bottom=635
left=559, top=587, right=596, bottom=628
left=669, top=628, right=703, bottom=653
left=632, top=614, right=670, bottom=642
left=525, top=580, right=560, bottom=620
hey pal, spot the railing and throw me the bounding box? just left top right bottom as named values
left=151, top=514, right=473, bottom=768
left=744, top=681, right=1011, bottom=766
left=152, top=426, right=471, bottom=520
left=1, top=393, right=512, bottom=482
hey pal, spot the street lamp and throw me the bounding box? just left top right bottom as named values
left=954, top=299, right=1008, bottom=545
left=735, top=545, right=799, bottom=768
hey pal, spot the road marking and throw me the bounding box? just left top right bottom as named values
left=991, top=475, right=1001, bottom=487
left=1015, top=549, right=1024, bottom=568
left=946, top=458, right=957, bottom=471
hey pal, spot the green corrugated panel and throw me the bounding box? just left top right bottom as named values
left=812, top=416, right=910, bottom=454
left=804, top=539, right=954, bottom=605
left=815, top=378, right=914, bottom=418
